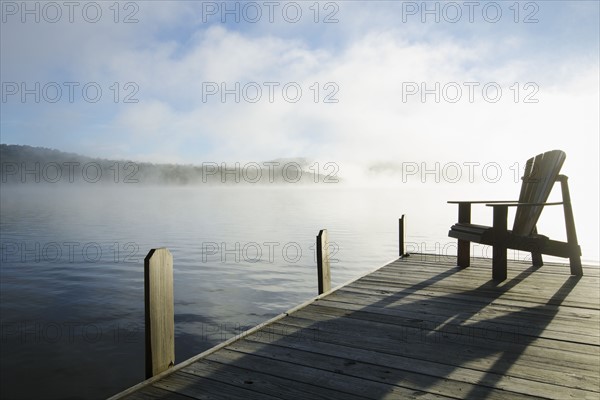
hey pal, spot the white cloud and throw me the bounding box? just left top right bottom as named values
left=77, top=21, right=594, bottom=170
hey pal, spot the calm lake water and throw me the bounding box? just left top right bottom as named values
left=0, top=185, right=597, bottom=399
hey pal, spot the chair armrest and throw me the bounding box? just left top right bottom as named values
left=485, top=202, right=563, bottom=207
left=556, top=174, right=568, bottom=183
left=447, top=200, right=515, bottom=204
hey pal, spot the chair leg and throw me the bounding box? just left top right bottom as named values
left=457, top=203, right=471, bottom=268
left=570, top=255, right=583, bottom=276
left=530, top=226, right=543, bottom=267
left=457, top=240, right=470, bottom=268
left=558, top=176, right=583, bottom=276
left=531, top=252, right=543, bottom=267
left=493, top=245, right=507, bottom=281
left=492, top=205, right=508, bottom=281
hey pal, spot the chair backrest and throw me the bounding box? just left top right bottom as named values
left=512, top=150, right=566, bottom=236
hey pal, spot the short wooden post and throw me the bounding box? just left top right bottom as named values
left=316, top=229, right=331, bottom=294
left=399, top=215, right=406, bottom=257
left=144, top=248, right=175, bottom=379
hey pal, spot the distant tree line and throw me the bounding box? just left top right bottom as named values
left=0, top=144, right=339, bottom=185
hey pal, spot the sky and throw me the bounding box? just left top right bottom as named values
left=1, top=1, right=599, bottom=189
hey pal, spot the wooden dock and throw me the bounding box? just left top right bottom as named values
left=111, top=255, right=600, bottom=399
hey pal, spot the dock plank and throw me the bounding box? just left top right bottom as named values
left=239, top=328, right=598, bottom=394
left=226, top=337, right=548, bottom=399
left=322, top=290, right=600, bottom=339
left=311, top=298, right=600, bottom=346
left=271, top=311, right=600, bottom=382
left=199, top=348, right=449, bottom=399
left=182, top=357, right=368, bottom=400
left=153, top=370, right=281, bottom=400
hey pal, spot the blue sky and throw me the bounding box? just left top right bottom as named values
left=1, top=1, right=598, bottom=169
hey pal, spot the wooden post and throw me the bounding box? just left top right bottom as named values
left=144, top=248, right=175, bottom=379
left=316, top=229, right=331, bottom=294
left=399, top=215, right=406, bottom=257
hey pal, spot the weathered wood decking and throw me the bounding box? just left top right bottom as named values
left=111, top=255, right=600, bottom=399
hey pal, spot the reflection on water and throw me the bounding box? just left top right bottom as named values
left=0, top=185, right=594, bottom=399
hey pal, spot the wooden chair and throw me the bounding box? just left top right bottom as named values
left=448, top=150, right=583, bottom=281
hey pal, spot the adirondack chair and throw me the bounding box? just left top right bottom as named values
left=448, top=150, right=582, bottom=281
